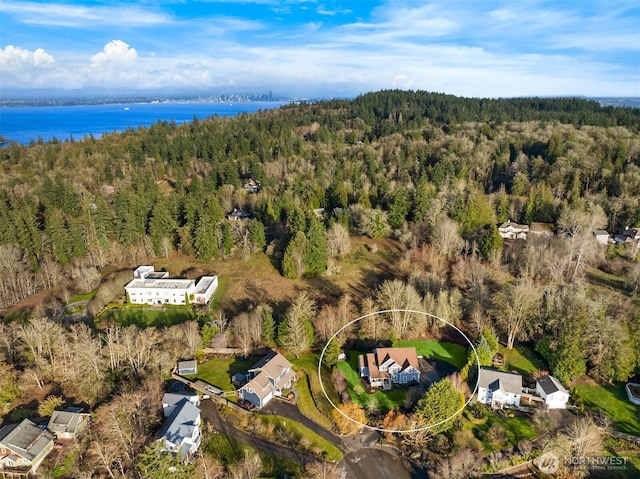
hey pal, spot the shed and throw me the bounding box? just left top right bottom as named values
left=177, top=360, right=197, bottom=375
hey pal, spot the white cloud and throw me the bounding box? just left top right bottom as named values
left=0, top=1, right=171, bottom=27
left=0, top=45, right=54, bottom=69
left=91, top=40, right=137, bottom=69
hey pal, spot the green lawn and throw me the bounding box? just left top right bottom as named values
left=187, top=356, right=257, bottom=391
left=255, top=414, right=343, bottom=462
left=291, top=353, right=340, bottom=420
left=499, top=344, right=547, bottom=376
left=99, top=307, right=195, bottom=328
left=295, top=373, right=334, bottom=430
left=462, top=406, right=538, bottom=453
left=574, top=382, right=640, bottom=435
left=205, top=433, right=305, bottom=478
left=393, top=340, right=468, bottom=369
left=210, top=275, right=229, bottom=309
left=336, top=354, right=406, bottom=412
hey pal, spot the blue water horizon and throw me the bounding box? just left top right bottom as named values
left=0, top=101, right=286, bottom=145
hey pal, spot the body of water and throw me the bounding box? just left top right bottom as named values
left=0, top=101, right=285, bottom=145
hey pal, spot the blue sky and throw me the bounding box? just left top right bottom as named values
left=1, top=0, right=639, bottom=98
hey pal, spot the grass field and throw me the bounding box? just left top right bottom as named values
left=295, top=373, right=334, bottom=430
left=393, top=339, right=468, bottom=369
left=336, top=354, right=406, bottom=412
left=255, top=414, right=343, bottom=462
left=573, top=381, right=640, bottom=435
left=462, top=406, right=538, bottom=453
left=205, top=432, right=305, bottom=478
left=499, top=344, right=547, bottom=376
left=291, top=353, right=340, bottom=420
left=99, top=307, right=196, bottom=328
left=187, top=356, right=257, bottom=391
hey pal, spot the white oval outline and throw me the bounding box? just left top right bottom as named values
left=318, top=309, right=480, bottom=434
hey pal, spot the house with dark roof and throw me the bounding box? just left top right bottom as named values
left=536, top=375, right=570, bottom=409
left=0, top=419, right=55, bottom=475
left=477, top=368, right=522, bottom=408
left=237, top=350, right=296, bottom=408
left=47, top=408, right=91, bottom=440
left=358, top=347, right=420, bottom=390
left=157, top=398, right=201, bottom=462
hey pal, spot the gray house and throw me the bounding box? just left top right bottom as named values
left=47, top=407, right=91, bottom=440
left=162, top=392, right=200, bottom=418
left=477, top=368, right=522, bottom=408
left=238, top=351, right=296, bottom=408
left=157, top=398, right=201, bottom=462
left=0, top=419, right=55, bottom=475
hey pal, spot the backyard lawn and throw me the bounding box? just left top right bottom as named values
left=393, top=339, right=468, bottom=369
left=98, top=307, right=196, bottom=328
left=187, top=356, right=258, bottom=391
left=462, top=406, right=538, bottom=453
left=573, top=381, right=640, bottom=435
left=291, top=353, right=340, bottom=420
left=499, top=344, right=547, bottom=376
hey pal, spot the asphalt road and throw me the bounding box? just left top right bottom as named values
left=338, top=448, right=419, bottom=479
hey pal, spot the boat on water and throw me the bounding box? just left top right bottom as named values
left=124, top=107, right=130, bottom=111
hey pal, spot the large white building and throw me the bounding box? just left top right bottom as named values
left=125, top=266, right=218, bottom=306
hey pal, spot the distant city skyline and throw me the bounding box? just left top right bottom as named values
left=1, top=0, right=639, bottom=99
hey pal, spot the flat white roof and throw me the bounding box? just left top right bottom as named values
left=126, top=278, right=194, bottom=290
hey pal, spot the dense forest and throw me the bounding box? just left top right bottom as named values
left=0, top=90, right=639, bottom=478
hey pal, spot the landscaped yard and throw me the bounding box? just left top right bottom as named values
left=393, top=339, right=468, bottom=369
left=295, top=373, right=334, bottom=430
left=462, top=406, right=538, bottom=453
left=336, top=353, right=407, bottom=412
left=187, top=356, right=258, bottom=391
left=291, top=353, right=340, bottom=420
left=205, top=432, right=305, bottom=478
left=98, top=306, right=196, bottom=328
left=573, top=381, right=640, bottom=435
left=499, top=344, right=547, bottom=376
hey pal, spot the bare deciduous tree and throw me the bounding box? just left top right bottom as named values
left=432, top=217, right=464, bottom=259
left=491, top=279, right=541, bottom=349
left=327, top=223, right=351, bottom=258
left=376, top=279, right=423, bottom=339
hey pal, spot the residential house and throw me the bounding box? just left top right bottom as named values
left=477, top=368, right=522, bottom=408
left=238, top=351, right=296, bottom=408
left=162, top=392, right=200, bottom=418
left=244, top=179, right=261, bottom=193
left=358, top=347, right=421, bottom=389
left=536, top=375, right=570, bottom=409
left=125, top=266, right=218, bottom=306
left=0, top=419, right=55, bottom=475
left=226, top=209, right=252, bottom=221
left=593, top=230, right=611, bottom=245
left=177, top=360, right=198, bottom=375
left=157, top=399, right=201, bottom=462
left=498, top=220, right=529, bottom=240
left=621, top=226, right=640, bottom=253
left=47, top=408, right=90, bottom=440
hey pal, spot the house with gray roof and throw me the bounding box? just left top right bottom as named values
left=238, top=350, right=296, bottom=408
left=157, top=398, right=201, bottom=462
left=162, top=392, right=200, bottom=417
left=477, top=368, right=522, bottom=408
left=177, top=360, right=198, bottom=375
left=0, top=419, right=55, bottom=475
left=536, top=375, right=570, bottom=409
left=47, top=407, right=91, bottom=440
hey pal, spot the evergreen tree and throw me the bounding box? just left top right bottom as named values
left=416, top=378, right=465, bottom=436
left=193, top=215, right=217, bottom=260
left=277, top=292, right=315, bottom=357
left=478, top=223, right=503, bottom=260
left=248, top=219, right=266, bottom=252
left=304, top=217, right=328, bottom=275
left=261, top=305, right=276, bottom=347
left=219, top=221, right=234, bottom=258
left=282, top=231, right=307, bottom=279
left=136, top=443, right=194, bottom=479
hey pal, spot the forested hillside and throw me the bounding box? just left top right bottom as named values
left=0, top=91, right=639, bottom=477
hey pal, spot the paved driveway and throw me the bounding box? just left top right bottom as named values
left=338, top=448, right=418, bottom=479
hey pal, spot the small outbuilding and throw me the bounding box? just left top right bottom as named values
left=177, top=360, right=197, bottom=375
left=536, top=375, right=570, bottom=409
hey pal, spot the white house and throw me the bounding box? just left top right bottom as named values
left=477, top=368, right=522, bottom=408
left=536, top=375, right=570, bottom=409
left=238, top=351, right=296, bottom=408
left=358, top=347, right=421, bottom=389
left=0, top=419, right=55, bottom=475
left=125, top=266, right=218, bottom=306
left=498, top=220, right=529, bottom=240
left=162, top=392, right=200, bottom=418
left=157, top=399, right=201, bottom=462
